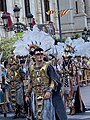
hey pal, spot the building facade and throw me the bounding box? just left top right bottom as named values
left=0, top=0, right=90, bottom=38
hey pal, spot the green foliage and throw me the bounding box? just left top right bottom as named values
left=53, top=36, right=66, bottom=45
left=71, top=33, right=81, bottom=39
left=0, top=37, right=19, bottom=60
left=62, top=38, right=66, bottom=43
left=53, top=36, right=60, bottom=45
left=15, top=32, right=24, bottom=37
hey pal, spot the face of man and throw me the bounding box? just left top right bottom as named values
left=34, top=52, right=44, bottom=63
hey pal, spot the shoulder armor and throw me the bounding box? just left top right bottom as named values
left=29, top=64, right=34, bottom=73
left=40, top=62, right=50, bottom=77
left=41, top=62, right=50, bottom=71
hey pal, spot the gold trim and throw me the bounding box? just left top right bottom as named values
left=0, top=102, right=7, bottom=105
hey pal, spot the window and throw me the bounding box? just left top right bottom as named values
left=75, top=1, right=78, bottom=14
left=0, top=0, right=7, bottom=11
left=24, top=0, right=30, bottom=17
left=44, top=0, right=50, bottom=21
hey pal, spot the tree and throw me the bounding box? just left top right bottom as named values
left=0, top=37, right=19, bottom=60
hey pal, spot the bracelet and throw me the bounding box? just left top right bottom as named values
left=47, top=88, right=53, bottom=93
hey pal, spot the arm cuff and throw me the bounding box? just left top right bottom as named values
left=47, top=88, right=53, bottom=93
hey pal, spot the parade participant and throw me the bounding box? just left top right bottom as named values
left=62, top=47, right=85, bottom=115
left=76, top=56, right=83, bottom=84
left=61, top=43, right=77, bottom=115
left=0, top=53, right=8, bottom=117
left=0, top=65, right=8, bottom=117
left=48, top=21, right=55, bottom=36
left=25, top=47, right=68, bottom=120
left=74, top=57, right=86, bottom=114
left=62, top=53, right=73, bottom=112
left=3, top=60, right=13, bottom=112
left=7, top=57, right=26, bottom=119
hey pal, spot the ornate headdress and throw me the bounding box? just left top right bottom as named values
left=29, top=44, right=39, bottom=56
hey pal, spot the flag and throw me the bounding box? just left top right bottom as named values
left=6, top=12, right=12, bottom=29
left=46, top=10, right=56, bottom=15
left=46, top=8, right=72, bottom=16
left=60, top=9, right=70, bottom=17
left=32, top=18, right=36, bottom=26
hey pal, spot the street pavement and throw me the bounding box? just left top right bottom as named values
left=0, top=85, right=90, bottom=120
left=68, top=85, right=90, bottom=120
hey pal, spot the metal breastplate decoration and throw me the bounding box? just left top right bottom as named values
left=30, top=62, right=50, bottom=120
left=64, top=75, right=70, bottom=88
left=63, top=60, right=72, bottom=94
left=7, top=68, right=21, bottom=110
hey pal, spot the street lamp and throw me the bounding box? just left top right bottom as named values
left=82, top=27, right=90, bottom=42
left=1, top=5, right=34, bottom=33
left=12, top=5, right=27, bottom=33
left=27, top=12, right=33, bottom=30
left=1, top=12, right=8, bottom=31
left=13, top=5, right=20, bottom=22
left=57, top=0, right=62, bottom=42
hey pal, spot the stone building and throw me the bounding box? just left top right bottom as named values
left=0, top=0, right=90, bottom=38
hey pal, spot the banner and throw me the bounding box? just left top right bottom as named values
left=46, top=8, right=73, bottom=16
left=6, top=12, right=12, bottom=29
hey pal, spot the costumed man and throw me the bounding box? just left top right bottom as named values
left=61, top=44, right=77, bottom=115
left=25, top=47, right=67, bottom=120
left=48, top=21, right=55, bottom=36
left=62, top=52, right=74, bottom=114
left=73, top=56, right=86, bottom=114
left=7, top=56, right=26, bottom=119
left=62, top=46, right=85, bottom=115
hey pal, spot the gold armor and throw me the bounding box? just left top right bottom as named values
left=7, top=65, right=21, bottom=110
left=29, top=62, right=54, bottom=120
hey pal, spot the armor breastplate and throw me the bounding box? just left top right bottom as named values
left=30, top=62, right=50, bottom=120
left=30, top=62, right=50, bottom=93
left=64, top=75, right=70, bottom=87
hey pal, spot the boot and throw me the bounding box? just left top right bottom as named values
left=26, top=116, right=32, bottom=120
left=12, top=108, right=20, bottom=119
left=12, top=112, right=20, bottom=119
left=13, top=114, right=18, bottom=119
left=68, top=107, right=72, bottom=115
left=4, top=113, right=7, bottom=117
left=70, top=106, right=75, bottom=115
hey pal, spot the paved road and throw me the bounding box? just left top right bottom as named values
left=68, top=85, right=90, bottom=120
left=0, top=85, right=90, bottom=120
